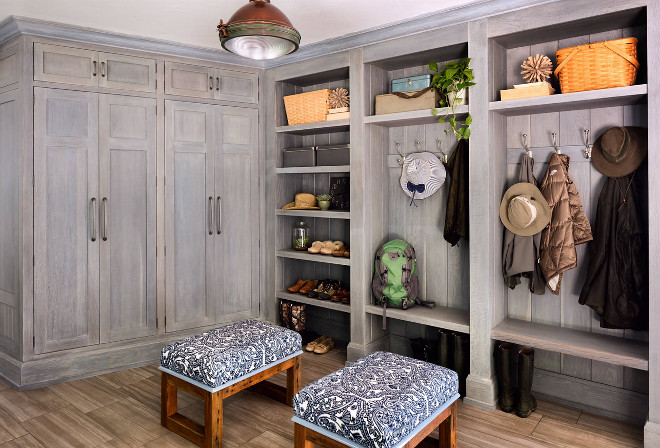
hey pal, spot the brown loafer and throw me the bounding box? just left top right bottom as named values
left=342, top=292, right=350, bottom=304
left=331, top=288, right=347, bottom=302
left=287, top=279, right=305, bottom=293
left=299, top=280, right=317, bottom=295
left=314, top=337, right=334, bottom=354
left=306, top=335, right=327, bottom=352
left=343, top=247, right=350, bottom=257
left=332, top=248, right=346, bottom=257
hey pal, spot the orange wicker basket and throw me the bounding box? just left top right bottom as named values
left=554, top=38, right=639, bottom=94
left=283, top=89, right=331, bottom=125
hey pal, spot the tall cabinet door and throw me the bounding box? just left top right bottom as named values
left=215, top=106, right=259, bottom=322
left=99, top=95, right=157, bottom=343
left=33, top=88, right=99, bottom=354
left=165, top=101, right=216, bottom=331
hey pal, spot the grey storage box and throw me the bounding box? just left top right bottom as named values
left=392, top=74, right=432, bottom=93
left=282, top=146, right=316, bottom=168
left=316, top=144, right=350, bottom=166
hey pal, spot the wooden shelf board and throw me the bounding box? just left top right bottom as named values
left=276, top=119, right=349, bottom=135
left=492, top=318, right=648, bottom=371
left=276, top=291, right=350, bottom=313
left=489, top=84, right=648, bottom=116
left=364, top=105, right=469, bottom=127
left=276, top=249, right=351, bottom=266
left=276, top=209, right=350, bottom=219
left=276, top=165, right=350, bottom=174
left=365, top=304, right=469, bottom=334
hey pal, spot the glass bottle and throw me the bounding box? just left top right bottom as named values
left=292, top=221, right=311, bottom=251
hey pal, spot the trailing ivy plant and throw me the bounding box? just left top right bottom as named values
left=429, top=58, right=475, bottom=140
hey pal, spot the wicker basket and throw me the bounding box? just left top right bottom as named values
left=554, top=38, right=639, bottom=94
left=283, top=89, right=331, bottom=125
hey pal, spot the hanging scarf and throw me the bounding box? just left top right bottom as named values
left=407, top=182, right=425, bottom=207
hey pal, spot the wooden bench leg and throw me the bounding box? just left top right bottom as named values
left=286, top=355, right=302, bottom=406
left=438, top=401, right=457, bottom=448
left=204, top=391, right=223, bottom=448
left=294, top=423, right=314, bottom=448
left=161, top=372, right=178, bottom=426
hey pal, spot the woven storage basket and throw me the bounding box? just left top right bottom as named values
left=554, top=37, right=639, bottom=94
left=283, top=89, right=331, bottom=125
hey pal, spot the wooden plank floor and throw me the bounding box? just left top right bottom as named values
left=0, top=346, right=644, bottom=447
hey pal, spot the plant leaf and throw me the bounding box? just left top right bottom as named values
left=465, top=115, right=473, bottom=125
left=463, top=127, right=471, bottom=139
left=432, top=109, right=438, bottom=116
left=429, top=62, right=438, bottom=72
left=445, top=68, right=458, bottom=79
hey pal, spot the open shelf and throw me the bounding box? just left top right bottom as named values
left=276, top=291, right=350, bottom=314
left=276, top=209, right=350, bottom=219
left=276, top=165, right=350, bottom=174
left=492, top=318, right=648, bottom=371
left=364, top=105, right=469, bottom=127
left=276, top=249, right=351, bottom=266
left=489, top=84, right=647, bottom=116
left=276, top=119, right=350, bottom=135
left=365, top=304, right=470, bottom=334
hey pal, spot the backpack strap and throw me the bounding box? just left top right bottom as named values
left=382, top=301, right=388, bottom=331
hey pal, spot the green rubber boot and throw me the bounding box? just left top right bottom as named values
left=516, top=347, right=537, bottom=418
left=496, top=342, right=515, bottom=413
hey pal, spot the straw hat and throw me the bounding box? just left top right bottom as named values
left=499, top=183, right=551, bottom=236
left=282, top=193, right=320, bottom=210
left=399, top=152, right=446, bottom=201
left=592, top=126, right=647, bottom=177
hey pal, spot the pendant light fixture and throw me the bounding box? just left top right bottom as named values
left=217, top=0, right=301, bottom=60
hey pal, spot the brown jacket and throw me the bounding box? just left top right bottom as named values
left=444, top=140, right=469, bottom=246
left=539, top=154, right=592, bottom=294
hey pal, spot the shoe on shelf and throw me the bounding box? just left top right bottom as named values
left=320, top=242, right=336, bottom=255
left=308, top=241, right=323, bottom=254
left=332, top=247, right=346, bottom=257
left=287, top=279, right=305, bottom=293
left=331, top=288, right=348, bottom=302
left=343, top=247, right=350, bottom=258
left=341, top=292, right=350, bottom=304
left=319, top=281, right=340, bottom=300
left=306, top=335, right=327, bottom=352
left=314, top=337, right=335, bottom=354
left=307, top=280, right=327, bottom=298
left=299, top=280, right=317, bottom=295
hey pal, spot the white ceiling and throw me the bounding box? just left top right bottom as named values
left=0, top=0, right=482, bottom=50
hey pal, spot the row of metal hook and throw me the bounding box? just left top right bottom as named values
left=522, top=129, right=593, bottom=159
left=394, top=139, right=450, bottom=166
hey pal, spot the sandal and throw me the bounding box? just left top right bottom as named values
left=306, top=335, right=327, bottom=352
left=287, top=279, right=305, bottom=293
left=308, top=241, right=323, bottom=254
left=299, top=280, right=317, bottom=294
left=314, top=337, right=335, bottom=354
left=320, top=242, right=335, bottom=255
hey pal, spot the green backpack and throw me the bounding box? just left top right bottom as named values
left=372, top=239, right=434, bottom=330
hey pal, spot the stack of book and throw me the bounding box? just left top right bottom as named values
left=500, top=81, right=555, bottom=101
left=326, top=107, right=350, bottom=121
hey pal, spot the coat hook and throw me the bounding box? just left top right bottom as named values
left=584, top=129, right=593, bottom=159
left=395, top=142, right=404, bottom=166
left=522, top=133, right=532, bottom=159
left=552, top=132, right=560, bottom=154
left=437, top=139, right=448, bottom=164
left=415, top=140, right=421, bottom=152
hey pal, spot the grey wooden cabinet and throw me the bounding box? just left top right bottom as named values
left=34, top=43, right=156, bottom=92
left=164, top=61, right=258, bottom=103
left=165, top=100, right=259, bottom=332
left=33, top=88, right=157, bottom=353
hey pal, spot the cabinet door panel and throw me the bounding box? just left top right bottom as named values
left=34, top=43, right=97, bottom=87
left=33, top=88, right=99, bottom=354
left=98, top=53, right=157, bottom=93
left=165, top=101, right=215, bottom=331
left=99, top=95, right=157, bottom=343
left=214, top=69, right=258, bottom=104
left=216, top=107, right=258, bottom=322
left=165, top=62, right=214, bottom=99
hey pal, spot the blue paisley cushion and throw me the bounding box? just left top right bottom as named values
left=293, top=351, right=458, bottom=448
left=160, top=320, right=302, bottom=388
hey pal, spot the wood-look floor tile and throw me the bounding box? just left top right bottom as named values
left=178, top=400, right=262, bottom=447
left=457, top=400, right=541, bottom=436
left=100, top=398, right=169, bottom=438
left=534, top=398, right=582, bottom=424
left=532, top=417, right=642, bottom=448
left=0, top=408, right=27, bottom=444
left=86, top=403, right=160, bottom=447
left=225, top=391, right=294, bottom=440
left=94, top=440, right=132, bottom=448
left=21, top=406, right=113, bottom=448
left=98, top=367, right=155, bottom=389
left=0, top=435, right=44, bottom=448
left=0, top=380, right=10, bottom=392
left=0, top=387, right=69, bottom=422
left=459, top=413, right=563, bottom=448
left=142, top=433, right=208, bottom=448
left=577, top=411, right=644, bottom=442
left=47, top=377, right=127, bottom=413
left=119, top=376, right=197, bottom=413
left=241, top=430, right=290, bottom=448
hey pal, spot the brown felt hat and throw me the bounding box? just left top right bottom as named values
left=499, top=183, right=551, bottom=237
left=592, top=126, right=647, bottom=177
left=282, top=193, right=320, bottom=210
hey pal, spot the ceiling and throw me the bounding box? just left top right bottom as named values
left=1, top=0, right=483, bottom=50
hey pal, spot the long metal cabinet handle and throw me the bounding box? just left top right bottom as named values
left=216, top=196, right=222, bottom=234
left=92, top=61, right=97, bottom=77
left=215, top=77, right=220, bottom=91
left=208, top=196, right=214, bottom=235
left=90, top=198, right=97, bottom=242
left=101, top=198, right=108, bottom=241
left=101, top=61, right=106, bottom=77
left=209, top=76, right=214, bottom=91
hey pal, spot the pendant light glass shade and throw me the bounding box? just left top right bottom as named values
left=218, top=0, right=301, bottom=60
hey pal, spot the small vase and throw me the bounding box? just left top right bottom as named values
left=318, top=200, right=331, bottom=211
left=446, top=87, right=466, bottom=107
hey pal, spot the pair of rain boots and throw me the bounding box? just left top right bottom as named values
left=436, top=330, right=469, bottom=397
left=497, top=343, right=537, bottom=418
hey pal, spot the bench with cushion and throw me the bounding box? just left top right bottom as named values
left=292, top=351, right=459, bottom=448
left=159, top=319, right=302, bottom=448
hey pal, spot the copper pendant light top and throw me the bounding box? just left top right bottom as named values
left=228, top=0, right=295, bottom=29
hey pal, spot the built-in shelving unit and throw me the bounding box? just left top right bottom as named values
left=276, top=209, right=350, bottom=219
left=366, top=304, right=470, bottom=334
left=276, top=291, right=350, bottom=313
left=276, top=249, right=351, bottom=266
left=364, top=105, right=469, bottom=127
left=276, top=165, right=350, bottom=174
left=276, top=119, right=350, bottom=135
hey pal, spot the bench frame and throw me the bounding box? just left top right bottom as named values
left=161, top=353, right=302, bottom=448
left=294, top=399, right=458, bottom=448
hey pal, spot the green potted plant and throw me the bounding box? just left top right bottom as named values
left=429, top=58, right=475, bottom=140
left=316, top=194, right=332, bottom=211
